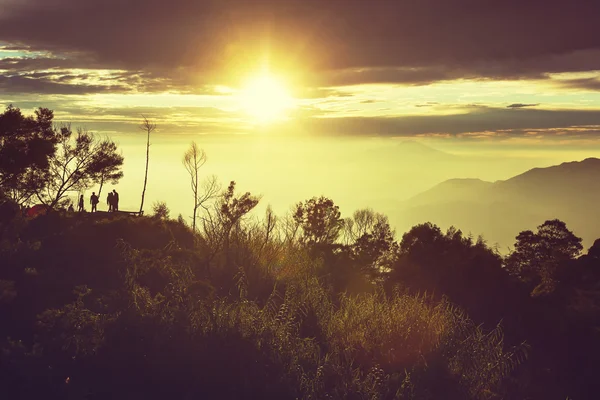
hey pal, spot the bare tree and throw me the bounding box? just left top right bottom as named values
left=182, top=141, right=220, bottom=231
left=139, top=116, right=156, bottom=214
left=342, top=208, right=388, bottom=244
left=263, top=205, right=277, bottom=247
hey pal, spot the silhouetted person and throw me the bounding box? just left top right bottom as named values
left=78, top=195, right=84, bottom=212
left=112, top=189, right=119, bottom=211
left=68, top=204, right=74, bottom=212
left=90, top=192, right=99, bottom=212
left=107, top=191, right=114, bottom=212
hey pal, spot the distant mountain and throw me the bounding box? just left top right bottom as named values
left=397, top=158, right=600, bottom=251
left=406, top=178, right=493, bottom=207
left=363, top=140, right=458, bottom=162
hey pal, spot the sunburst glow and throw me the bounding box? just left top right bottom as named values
left=239, top=74, right=294, bottom=123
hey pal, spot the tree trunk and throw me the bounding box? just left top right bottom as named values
left=98, top=176, right=104, bottom=197
left=192, top=166, right=198, bottom=231
left=139, top=129, right=150, bottom=214
left=192, top=203, right=198, bottom=232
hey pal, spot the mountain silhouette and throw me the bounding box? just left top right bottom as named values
left=398, top=158, right=600, bottom=250
left=407, top=178, right=493, bottom=206
left=363, top=140, right=457, bottom=161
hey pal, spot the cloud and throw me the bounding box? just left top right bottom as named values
left=557, top=77, right=600, bottom=91
left=415, top=102, right=440, bottom=108
left=0, top=74, right=132, bottom=94
left=0, top=56, right=95, bottom=71
left=0, top=59, right=225, bottom=94
left=0, top=0, right=599, bottom=90
left=507, top=103, right=539, bottom=108
left=4, top=95, right=600, bottom=141
left=56, top=106, right=235, bottom=125
left=280, top=107, right=600, bottom=138
left=0, top=100, right=250, bottom=135
left=294, top=87, right=354, bottom=99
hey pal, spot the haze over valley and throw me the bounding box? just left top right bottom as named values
left=79, top=132, right=600, bottom=250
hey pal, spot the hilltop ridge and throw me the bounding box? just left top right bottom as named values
left=399, top=157, right=600, bottom=249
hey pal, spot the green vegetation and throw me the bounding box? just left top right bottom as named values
left=2, top=106, right=600, bottom=399
left=2, top=196, right=599, bottom=399
left=0, top=207, right=529, bottom=400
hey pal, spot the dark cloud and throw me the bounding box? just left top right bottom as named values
left=282, top=107, right=600, bottom=137
left=0, top=0, right=599, bottom=89
left=0, top=56, right=97, bottom=71
left=3, top=97, right=600, bottom=140
left=0, top=100, right=249, bottom=135
left=57, top=106, right=234, bottom=122
left=316, top=49, right=600, bottom=86
left=415, top=102, right=440, bottom=108
left=507, top=103, right=539, bottom=108
left=557, top=77, right=600, bottom=91
left=0, top=63, right=223, bottom=95
left=0, top=74, right=132, bottom=94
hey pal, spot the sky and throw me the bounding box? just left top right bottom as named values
left=1, top=0, right=600, bottom=236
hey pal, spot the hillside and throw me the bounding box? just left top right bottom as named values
left=0, top=211, right=530, bottom=399
left=2, top=194, right=600, bottom=399
left=398, top=158, right=600, bottom=249
left=406, top=178, right=493, bottom=207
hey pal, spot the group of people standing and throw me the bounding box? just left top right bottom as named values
left=106, top=190, right=119, bottom=212
left=75, top=189, right=119, bottom=212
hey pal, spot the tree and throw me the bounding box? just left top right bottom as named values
left=182, top=142, right=220, bottom=232
left=152, top=201, right=170, bottom=220
left=293, top=196, right=343, bottom=245
left=35, top=126, right=124, bottom=208
left=342, top=208, right=383, bottom=244
left=505, top=219, right=583, bottom=295
left=388, top=222, right=513, bottom=326
left=586, top=239, right=600, bottom=260
left=0, top=105, right=58, bottom=205
left=341, top=209, right=398, bottom=277
left=199, top=181, right=260, bottom=268
left=93, top=140, right=124, bottom=197
left=353, top=217, right=398, bottom=275
left=219, top=181, right=260, bottom=239
left=139, top=116, right=156, bottom=214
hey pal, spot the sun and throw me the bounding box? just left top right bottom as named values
left=239, top=74, right=294, bottom=123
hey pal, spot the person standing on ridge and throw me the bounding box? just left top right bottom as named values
left=78, top=195, right=84, bottom=212
left=112, top=189, right=119, bottom=211
left=107, top=191, right=114, bottom=212
left=90, top=192, right=99, bottom=212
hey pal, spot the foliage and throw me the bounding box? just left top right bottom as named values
left=388, top=223, right=516, bottom=327
left=0, top=105, right=58, bottom=205
left=294, top=196, right=344, bottom=245
left=505, top=219, right=583, bottom=295
left=219, top=181, right=261, bottom=229
left=2, top=115, right=600, bottom=399
left=35, top=126, right=124, bottom=208
left=93, top=140, right=124, bottom=196
left=0, top=214, right=527, bottom=399
left=345, top=209, right=399, bottom=279
left=151, top=201, right=170, bottom=220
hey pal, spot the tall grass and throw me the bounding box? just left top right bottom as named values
left=0, top=212, right=528, bottom=399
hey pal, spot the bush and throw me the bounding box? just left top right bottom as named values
left=0, top=209, right=528, bottom=400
